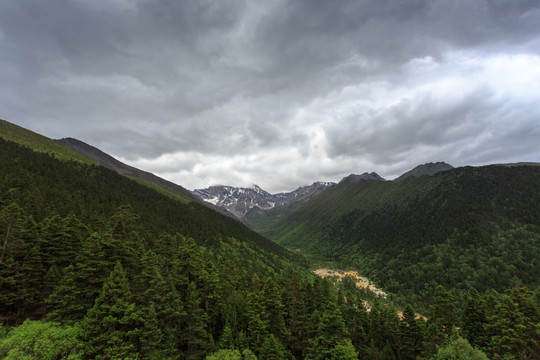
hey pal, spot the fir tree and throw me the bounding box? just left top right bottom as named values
left=461, top=288, right=487, bottom=348
left=83, top=261, right=142, bottom=360
left=259, top=334, right=288, bottom=360
left=399, top=304, right=424, bottom=360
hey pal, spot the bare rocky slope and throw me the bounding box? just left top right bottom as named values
left=193, top=182, right=335, bottom=219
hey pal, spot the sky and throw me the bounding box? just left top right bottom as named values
left=1, top=0, right=540, bottom=193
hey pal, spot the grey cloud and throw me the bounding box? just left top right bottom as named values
left=323, top=81, right=537, bottom=167
left=1, top=0, right=539, bottom=192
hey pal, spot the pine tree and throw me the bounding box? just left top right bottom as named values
left=181, top=281, right=212, bottom=360
left=431, top=337, right=488, bottom=360
left=462, top=288, right=487, bottom=348
left=83, top=261, right=142, bottom=360
left=218, top=325, right=236, bottom=350
left=485, top=288, right=540, bottom=359
left=369, top=302, right=399, bottom=352
left=47, top=232, right=111, bottom=322
left=259, top=334, right=287, bottom=360
left=139, top=302, right=171, bottom=359
left=282, top=272, right=310, bottom=358
left=38, top=213, right=86, bottom=270
left=262, top=277, right=290, bottom=344
left=0, top=205, right=43, bottom=321
left=428, top=285, right=457, bottom=337
left=329, top=338, right=358, bottom=360
left=246, top=290, right=269, bottom=352
left=399, top=304, right=424, bottom=360
left=305, top=306, right=350, bottom=360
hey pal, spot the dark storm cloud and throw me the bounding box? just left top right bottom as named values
left=1, top=0, right=539, bottom=192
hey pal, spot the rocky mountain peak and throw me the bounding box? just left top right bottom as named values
left=395, top=162, right=454, bottom=181
left=193, top=181, right=335, bottom=219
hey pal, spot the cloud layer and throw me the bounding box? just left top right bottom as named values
left=1, top=0, right=539, bottom=192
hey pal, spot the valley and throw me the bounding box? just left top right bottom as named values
left=312, top=268, right=387, bottom=299
left=0, top=119, right=538, bottom=360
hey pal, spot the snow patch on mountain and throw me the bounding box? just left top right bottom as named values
left=192, top=181, right=335, bottom=219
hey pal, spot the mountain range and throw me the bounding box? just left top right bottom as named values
left=1, top=118, right=457, bottom=222
left=246, top=162, right=540, bottom=306
left=193, top=163, right=454, bottom=220
left=1, top=118, right=539, bottom=359
left=192, top=182, right=335, bottom=218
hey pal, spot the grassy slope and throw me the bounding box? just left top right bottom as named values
left=0, top=119, right=195, bottom=203
left=249, top=177, right=428, bottom=248
left=125, top=175, right=192, bottom=203
left=251, top=165, right=540, bottom=249
left=0, top=119, right=95, bottom=165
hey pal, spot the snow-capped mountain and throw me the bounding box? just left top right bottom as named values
left=193, top=182, right=335, bottom=219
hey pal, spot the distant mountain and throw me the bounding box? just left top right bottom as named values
left=340, top=172, right=385, bottom=183
left=57, top=137, right=200, bottom=204
left=193, top=181, right=335, bottom=219
left=395, top=161, right=453, bottom=181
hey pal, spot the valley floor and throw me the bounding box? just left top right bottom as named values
left=313, top=268, right=387, bottom=298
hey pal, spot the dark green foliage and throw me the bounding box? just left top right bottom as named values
left=329, top=338, right=358, bottom=360
left=428, top=285, right=458, bottom=336
left=461, top=288, right=487, bottom=348
left=259, top=334, right=288, bottom=360
left=304, top=306, right=350, bottom=360
left=2, top=135, right=540, bottom=359
left=249, top=164, right=540, bottom=308
left=82, top=261, right=142, bottom=359
left=206, top=348, right=257, bottom=360
left=484, top=287, right=540, bottom=359
left=399, top=304, right=424, bottom=359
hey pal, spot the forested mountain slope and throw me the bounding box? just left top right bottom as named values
left=57, top=137, right=200, bottom=204
left=0, top=135, right=538, bottom=358
left=248, top=165, right=540, bottom=307
left=0, top=136, right=302, bottom=357
left=0, top=119, right=199, bottom=204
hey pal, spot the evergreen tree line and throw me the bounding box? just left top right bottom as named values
left=0, top=137, right=298, bottom=263
left=1, top=137, right=539, bottom=358
left=1, top=208, right=538, bottom=360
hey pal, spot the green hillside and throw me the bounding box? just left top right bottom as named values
left=248, top=165, right=540, bottom=307
left=0, top=119, right=94, bottom=165
left=57, top=137, right=201, bottom=204
left=0, top=119, right=198, bottom=203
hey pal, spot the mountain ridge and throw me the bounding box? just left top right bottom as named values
left=193, top=181, right=336, bottom=219
left=340, top=172, right=386, bottom=183
left=57, top=137, right=200, bottom=204
left=247, top=163, right=540, bottom=307
left=394, top=161, right=454, bottom=181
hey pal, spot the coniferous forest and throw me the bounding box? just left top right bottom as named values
left=1, top=135, right=539, bottom=359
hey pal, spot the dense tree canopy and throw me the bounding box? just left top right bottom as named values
left=1, top=137, right=539, bottom=359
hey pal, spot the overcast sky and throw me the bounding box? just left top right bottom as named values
left=1, top=0, right=539, bottom=192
